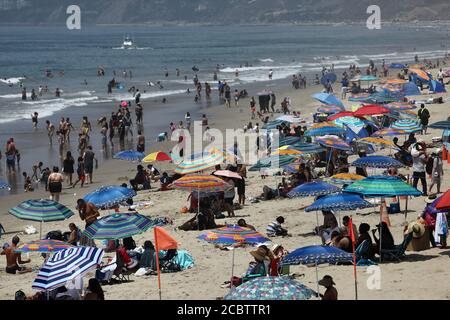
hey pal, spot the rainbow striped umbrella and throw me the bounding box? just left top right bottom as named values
left=371, top=128, right=408, bottom=137
left=390, top=119, right=422, bottom=133
left=249, top=155, right=298, bottom=171
left=305, top=126, right=345, bottom=137
left=344, top=175, right=422, bottom=197
left=83, top=212, right=154, bottom=240
left=330, top=173, right=365, bottom=185
left=198, top=225, right=269, bottom=245
left=357, top=137, right=395, bottom=147
left=169, top=174, right=231, bottom=193
left=32, top=247, right=104, bottom=291
left=311, top=122, right=340, bottom=129
left=142, top=151, right=172, bottom=163
left=174, top=152, right=224, bottom=174
left=14, top=240, right=73, bottom=253
left=316, top=135, right=351, bottom=151
left=385, top=103, right=417, bottom=111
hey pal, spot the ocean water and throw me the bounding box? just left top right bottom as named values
left=0, top=24, right=449, bottom=124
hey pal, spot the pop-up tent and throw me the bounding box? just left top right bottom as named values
left=429, top=80, right=446, bottom=93
left=403, top=82, right=421, bottom=96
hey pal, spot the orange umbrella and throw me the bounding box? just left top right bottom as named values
left=385, top=79, right=408, bottom=85
left=311, top=122, right=340, bottom=129
left=409, top=68, right=430, bottom=81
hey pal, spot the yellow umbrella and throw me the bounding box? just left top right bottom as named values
left=311, top=122, right=340, bottom=129
left=330, top=173, right=365, bottom=184
left=358, top=137, right=395, bottom=147
left=142, top=151, right=172, bottom=163
left=271, top=148, right=304, bottom=156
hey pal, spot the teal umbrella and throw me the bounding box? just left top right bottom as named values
left=390, top=119, right=421, bottom=133
left=224, top=276, right=316, bottom=300
left=249, top=155, right=298, bottom=171
left=429, top=121, right=450, bottom=130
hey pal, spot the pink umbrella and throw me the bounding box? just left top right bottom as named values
left=121, top=101, right=128, bottom=107
left=212, top=170, right=243, bottom=180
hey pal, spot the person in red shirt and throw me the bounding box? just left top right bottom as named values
left=269, top=244, right=289, bottom=276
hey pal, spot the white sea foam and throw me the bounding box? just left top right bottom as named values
left=111, top=89, right=187, bottom=102
left=259, top=58, right=274, bottom=63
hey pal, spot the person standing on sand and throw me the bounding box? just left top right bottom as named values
left=224, top=83, right=231, bottom=108
left=100, top=126, right=107, bottom=152
left=418, top=104, right=430, bottom=135
left=72, top=156, right=85, bottom=188
left=136, top=130, right=145, bottom=153
left=83, top=146, right=96, bottom=184
left=5, top=138, right=17, bottom=174
left=185, top=112, right=191, bottom=131
left=135, top=103, right=143, bottom=124
left=270, top=93, right=276, bottom=113
left=77, top=199, right=99, bottom=247
left=48, top=166, right=64, bottom=202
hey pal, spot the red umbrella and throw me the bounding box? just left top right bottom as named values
left=435, top=190, right=450, bottom=210
left=212, top=170, right=243, bottom=180
left=328, top=111, right=356, bottom=121
left=353, top=105, right=390, bottom=117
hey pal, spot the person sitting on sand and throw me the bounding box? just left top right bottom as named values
left=245, top=246, right=272, bottom=277
left=270, top=244, right=289, bottom=276
left=159, top=172, right=172, bottom=191
left=1, top=236, right=32, bottom=274
left=339, top=216, right=358, bottom=239
left=356, top=223, right=375, bottom=260
left=372, top=222, right=395, bottom=254
left=315, top=210, right=339, bottom=244
left=237, top=219, right=255, bottom=230
left=130, top=165, right=150, bottom=191
left=329, top=231, right=352, bottom=253
left=266, top=216, right=290, bottom=237
left=84, top=278, right=105, bottom=300
left=139, top=240, right=156, bottom=270
left=67, top=223, right=81, bottom=246
left=319, top=275, right=338, bottom=300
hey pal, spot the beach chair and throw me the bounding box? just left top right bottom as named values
left=113, top=250, right=138, bottom=282
left=380, top=233, right=413, bottom=262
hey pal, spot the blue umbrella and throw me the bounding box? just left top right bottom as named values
left=305, top=126, right=346, bottom=137
left=389, top=63, right=407, bottom=69
left=320, top=73, right=337, bottom=86
left=312, top=93, right=345, bottom=109
left=262, top=120, right=289, bottom=130
left=305, top=193, right=376, bottom=212
left=288, top=181, right=341, bottom=198
left=83, top=186, right=137, bottom=209
left=351, top=155, right=404, bottom=169
left=278, top=136, right=302, bottom=147
left=344, top=175, right=422, bottom=198
left=288, top=143, right=325, bottom=154
left=113, top=150, right=145, bottom=162
left=0, top=180, right=11, bottom=190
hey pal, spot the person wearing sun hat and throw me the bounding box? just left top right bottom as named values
left=318, top=275, right=338, bottom=300
left=245, top=246, right=271, bottom=277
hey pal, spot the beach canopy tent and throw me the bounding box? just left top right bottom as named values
left=429, top=80, right=446, bottom=93
left=402, top=82, right=421, bottom=96
left=312, top=93, right=345, bottom=109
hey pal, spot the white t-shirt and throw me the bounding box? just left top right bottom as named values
left=412, top=153, right=426, bottom=173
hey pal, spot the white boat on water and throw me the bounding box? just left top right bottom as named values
left=122, top=36, right=136, bottom=49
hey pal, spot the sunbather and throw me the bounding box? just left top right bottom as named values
left=1, top=236, right=32, bottom=274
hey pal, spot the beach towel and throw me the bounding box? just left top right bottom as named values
left=158, top=249, right=195, bottom=271
left=434, top=212, right=448, bottom=245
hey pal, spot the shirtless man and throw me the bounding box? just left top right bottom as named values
left=1, top=236, right=32, bottom=274
left=77, top=199, right=100, bottom=228
left=46, top=120, right=55, bottom=145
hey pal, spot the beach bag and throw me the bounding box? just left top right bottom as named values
left=425, top=156, right=434, bottom=175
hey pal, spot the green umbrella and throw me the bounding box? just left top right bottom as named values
left=248, top=155, right=298, bottom=171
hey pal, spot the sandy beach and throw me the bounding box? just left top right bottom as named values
left=1, top=60, right=450, bottom=301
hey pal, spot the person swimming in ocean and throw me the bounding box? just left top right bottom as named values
left=21, top=87, right=27, bottom=100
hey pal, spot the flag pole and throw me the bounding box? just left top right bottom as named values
left=349, top=216, right=358, bottom=300
left=154, top=228, right=162, bottom=300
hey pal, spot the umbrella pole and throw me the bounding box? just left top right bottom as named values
left=379, top=199, right=383, bottom=263
left=40, top=221, right=42, bottom=240
left=315, top=262, right=320, bottom=298
left=230, top=248, right=235, bottom=292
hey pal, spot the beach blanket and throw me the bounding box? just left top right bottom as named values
left=158, top=249, right=195, bottom=271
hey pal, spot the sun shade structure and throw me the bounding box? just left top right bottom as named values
left=142, top=151, right=172, bottom=163
left=249, top=155, right=298, bottom=171
left=385, top=103, right=416, bottom=111
left=9, top=199, right=74, bottom=222
left=32, top=247, right=104, bottom=291
left=409, top=68, right=431, bottom=82
left=198, top=225, right=270, bottom=245
left=351, top=155, right=404, bottom=169
left=316, top=135, right=351, bottom=151
left=357, top=137, right=395, bottom=147
left=83, top=186, right=136, bottom=209
left=169, top=174, right=231, bottom=193
left=312, top=93, right=345, bottom=109
left=287, top=181, right=341, bottom=198
left=281, top=245, right=353, bottom=266
left=429, top=121, right=450, bottom=130
left=113, top=150, right=145, bottom=162
left=224, top=276, right=316, bottom=300
left=317, top=105, right=343, bottom=114
left=371, top=128, right=408, bottom=137
left=212, top=170, right=243, bottom=180
left=305, top=126, right=346, bottom=137
left=390, top=119, right=422, bottom=133
left=14, top=240, right=73, bottom=253
left=330, top=173, right=365, bottom=185
left=344, top=175, right=422, bottom=197
left=305, top=193, right=376, bottom=212
left=435, top=190, right=450, bottom=211
left=353, top=105, right=390, bottom=117
left=83, top=212, right=154, bottom=240
left=174, top=152, right=224, bottom=174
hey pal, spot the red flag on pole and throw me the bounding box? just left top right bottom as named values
left=154, top=227, right=178, bottom=300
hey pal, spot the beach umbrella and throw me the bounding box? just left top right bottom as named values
left=271, top=147, right=304, bottom=156
left=316, top=135, right=351, bottom=151
left=285, top=143, right=325, bottom=154
left=385, top=79, right=408, bottom=85
left=288, top=181, right=341, bottom=198
left=333, top=116, right=365, bottom=133
left=317, top=105, right=343, bottom=114
left=425, top=194, right=450, bottom=215
left=357, top=137, right=395, bottom=147
left=212, top=170, right=243, bottom=180
left=389, top=63, right=407, bottom=69
left=321, top=73, right=337, bottom=86
left=83, top=186, right=136, bottom=209
left=174, top=152, right=224, bottom=175
left=280, top=245, right=353, bottom=296
left=262, top=120, right=289, bottom=130
left=224, top=276, right=316, bottom=300
left=305, top=126, right=346, bottom=137
left=390, top=119, right=422, bottom=133
left=311, top=122, right=340, bottom=129
left=83, top=212, right=154, bottom=240
left=435, top=190, right=450, bottom=211
left=371, top=128, right=408, bottom=137
left=409, top=68, right=431, bottom=82
left=32, top=247, right=104, bottom=291
left=14, top=240, right=73, bottom=253
left=113, top=150, right=145, bottom=162
left=351, top=75, right=378, bottom=82
left=429, top=121, right=450, bottom=130
left=278, top=136, right=302, bottom=147
left=385, top=103, right=416, bottom=111
left=353, top=105, right=390, bottom=117
left=312, top=93, right=345, bottom=109
left=276, top=115, right=302, bottom=124
left=9, top=199, right=74, bottom=238
left=305, top=193, right=376, bottom=212
left=330, top=173, right=365, bottom=185
left=328, top=111, right=358, bottom=121
left=248, top=154, right=298, bottom=171
left=142, top=151, right=172, bottom=163
left=198, top=225, right=270, bottom=290
left=351, top=155, right=404, bottom=169
left=0, top=180, right=11, bottom=190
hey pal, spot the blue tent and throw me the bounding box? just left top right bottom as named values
left=429, top=80, right=446, bottom=93
left=312, top=93, right=345, bottom=109
left=389, top=63, right=407, bottom=69
left=402, top=82, right=421, bottom=96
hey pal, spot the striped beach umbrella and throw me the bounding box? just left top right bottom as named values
left=333, top=116, right=365, bottom=133
left=385, top=103, right=416, bottom=111
left=305, top=193, right=376, bottom=212
left=113, top=150, right=145, bottom=162
left=83, top=186, right=136, bottom=209
left=409, top=68, right=431, bottom=82
left=351, top=155, right=404, bottom=169
left=287, top=181, right=341, bottom=198
left=14, top=240, right=73, bottom=253
left=371, top=128, right=408, bottom=137
left=142, top=151, right=172, bottom=163
left=311, top=122, right=340, bottom=129
left=390, top=119, right=422, bottom=133
left=357, top=137, right=395, bottom=147
left=278, top=136, right=302, bottom=147
left=317, top=105, right=343, bottom=114
left=286, top=143, right=325, bottom=154
left=344, top=175, right=422, bottom=197
left=198, top=225, right=270, bottom=245
left=429, top=121, right=450, bottom=130
left=174, top=152, right=224, bottom=174
left=0, top=180, right=11, bottom=190
left=316, top=135, right=351, bottom=151
left=9, top=199, right=74, bottom=222
left=271, top=148, right=304, bottom=156
left=224, top=276, right=316, bottom=301
left=330, top=173, right=365, bottom=185
left=83, top=212, right=154, bottom=240
left=306, top=126, right=345, bottom=137
left=169, top=174, right=231, bottom=193
left=248, top=155, right=298, bottom=171
left=32, top=247, right=104, bottom=291
left=312, top=93, right=345, bottom=109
